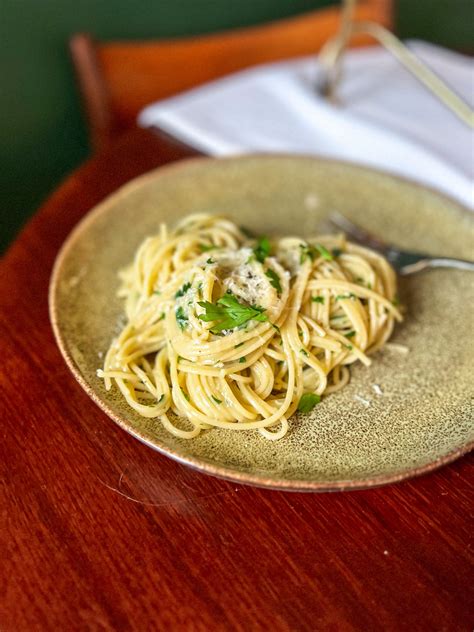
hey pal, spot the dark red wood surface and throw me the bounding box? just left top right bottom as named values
left=1, top=127, right=473, bottom=631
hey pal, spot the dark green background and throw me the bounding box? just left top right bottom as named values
left=2, top=0, right=473, bottom=251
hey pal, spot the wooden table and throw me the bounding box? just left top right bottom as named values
left=2, top=127, right=472, bottom=631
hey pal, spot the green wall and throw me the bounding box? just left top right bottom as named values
left=1, top=0, right=472, bottom=252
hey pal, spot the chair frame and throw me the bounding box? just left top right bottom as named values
left=70, top=1, right=393, bottom=152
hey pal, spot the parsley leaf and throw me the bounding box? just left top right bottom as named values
left=211, top=395, right=222, bottom=404
left=199, top=243, right=217, bottom=252
left=300, top=242, right=333, bottom=264
left=158, top=394, right=165, bottom=404
left=311, top=296, right=325, bottom=304
left=336, top=293, right=356, bottom=300
left=239, top=357, right=246, bottom=363
left=345, top=330, right=356, bottom=338
left=175, top=282, right=191, bottom=298
left=198, top=293, right=267, bottom=333
left=180, top=387, right=190, bottom=402
left=299, top=244, right=313, bottom=264
left=300, top=348, right=309, bottom=357
left=253, top=236, right=270, bottom=263
left=206, top=258, right=215, bottom=264
left=298, top=393, right=321, bottom=413
left=332, top=248, right=343, bottom=257
left=175, top=306, right=188, bottom=330
left=265, top=268, right=282, bottom=293
left=314, top=243, right=333, bottom=261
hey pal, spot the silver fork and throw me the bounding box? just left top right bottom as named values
left=328, top=212, right=474, bottom=275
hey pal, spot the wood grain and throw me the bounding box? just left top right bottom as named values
left=1, top=127, right=473, bottom=631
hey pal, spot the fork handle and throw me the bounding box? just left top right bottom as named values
left=399, top=256, right=474, bottom=275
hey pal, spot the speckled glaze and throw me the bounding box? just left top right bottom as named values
left=49, top=156, right=474, bottom=491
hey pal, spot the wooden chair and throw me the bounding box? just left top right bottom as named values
left=70, top=1, right=393, bottom=152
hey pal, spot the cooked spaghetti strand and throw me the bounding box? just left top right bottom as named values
left=98, top=214, right=402, bottom=440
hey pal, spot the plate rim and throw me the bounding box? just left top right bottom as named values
left=49, top=153, right=474, bottom=491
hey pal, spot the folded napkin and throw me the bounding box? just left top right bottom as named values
left=139, top=41, right=474, bottom=208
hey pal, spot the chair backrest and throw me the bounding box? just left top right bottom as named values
left=70, top=1, right=393, bottom=151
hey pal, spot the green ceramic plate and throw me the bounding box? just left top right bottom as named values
left=49, top=156, right=474, bottom=491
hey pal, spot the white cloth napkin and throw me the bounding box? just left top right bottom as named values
left=139, top=41, right=474, bottom=208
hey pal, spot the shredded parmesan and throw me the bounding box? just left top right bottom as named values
left=354, top=394, right=371, bottom=407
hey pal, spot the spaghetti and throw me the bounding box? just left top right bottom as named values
left=98, top=213, right=402, bottom=440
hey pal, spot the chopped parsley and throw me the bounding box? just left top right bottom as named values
left=344, top=344, right=353, bottom=351
left=175, top=282, right=191, bottom=298
left=345, top=330, right=356, bottom=338
left=175, top=306, right=188, bottom=330
left=271, top=323, right=281, bottom=334
left=298, top=393, right=321, bottom=413
left=239, top=357, right=246, bottom=363
left=299, top=244, right=313, bottom=264
left=158, top=394, right=165, bottom=404
left=265, top=268, right=282, bottom=293
left=300, top=348, right=309, bottom=357
left=336, top=293, right=356, bottom=300
left=180, top=388, right=190, bottom=402
left=332, top=248, right=343, bottom=258
left=158, top=312, right=165, bottom=321
left=253, top=236, right=271, bottom=263
left=234, top=342, right=245, bottom=348
left=198, top=293, right=267, bottom=334
left=311, top=296, right=325, bottom=304
left=300, top=242, right=333, bottom=264
left=314, top=243, right=333, bottom=261
left=206, top=258, right=215, bottom=265
left=355, top=278, right=372, bottom=290
left=211, top=395, right=222, bottom=404
left=199, top=243, right=217, bottom=252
